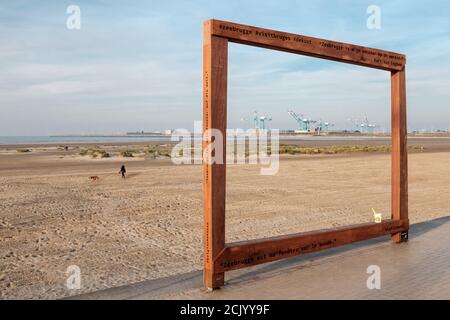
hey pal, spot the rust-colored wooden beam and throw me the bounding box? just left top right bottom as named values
left=203, top=20, right=228, bottom=290
left=202, top=19, right=408, bottom=290
left=208, top=19, right=405, bottom=71
left=391, top=68, right=408, bottom=243
left=215, top=219, right=409, bottom=273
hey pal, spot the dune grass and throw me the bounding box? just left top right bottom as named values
left=79, top=149, right=110, bottom=158
left=16, top=149, right=31, bottom=153
left=120, top=150, right=135, bottom=158
left=277, top=145, right=424, bottom=155
left=77, top=144, right=425, bottom=160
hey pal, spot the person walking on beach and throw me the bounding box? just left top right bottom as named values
left=119, top=165, right=126, bottom=179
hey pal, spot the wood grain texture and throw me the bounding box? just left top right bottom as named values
left=203, top=20, right=228, bottom=289
left=208, top=19, right=405, bottom=71
left=391, top=68, right=408, bottom=243
left=215, top=219, right=409, bottom=272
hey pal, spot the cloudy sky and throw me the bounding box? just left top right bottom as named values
left=1, top=0, right=449, bottom=135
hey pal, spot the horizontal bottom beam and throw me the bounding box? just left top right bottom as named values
left=215, top=219, right=409, bottom=272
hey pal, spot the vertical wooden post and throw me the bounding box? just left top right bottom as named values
left=203, top=21, right=228, bottom=289
left=391, top=67, right=409, bottom=243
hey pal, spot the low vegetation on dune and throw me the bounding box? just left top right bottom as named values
left=147, top=145, right=172, bottom=158
left=79, top=148, right=110, bottom=158
left=76, top=144, right=425, bottom=160
left=16, top=148, right=31, bottom=153
left=78, top=145, right=174, bottom=159
left=120, top=150, right=135, bottom=158
left=278, top=144, right=424, bottom=155
left=279, top=145, right=390, bottom=155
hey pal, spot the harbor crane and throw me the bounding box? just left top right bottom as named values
left=315, top=119, right=335, bottom=134
left=253, top=111, right=272, bottom=130
left=349, top=117, right=377, bottom=134
left=287, top=110, right=316, bottom=132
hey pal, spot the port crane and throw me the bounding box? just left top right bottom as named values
left=287, top=110, right=317, bottom=132
left=253, top=111, right=272, bottom=130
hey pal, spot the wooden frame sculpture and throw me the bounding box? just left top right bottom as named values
left=203, top=19, right=408, bottom=290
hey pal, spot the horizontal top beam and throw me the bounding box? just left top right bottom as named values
left=206, top=19, right=406, bottom=71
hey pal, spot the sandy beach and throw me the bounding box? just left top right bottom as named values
left=1, top=139, right=450, bottom=299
